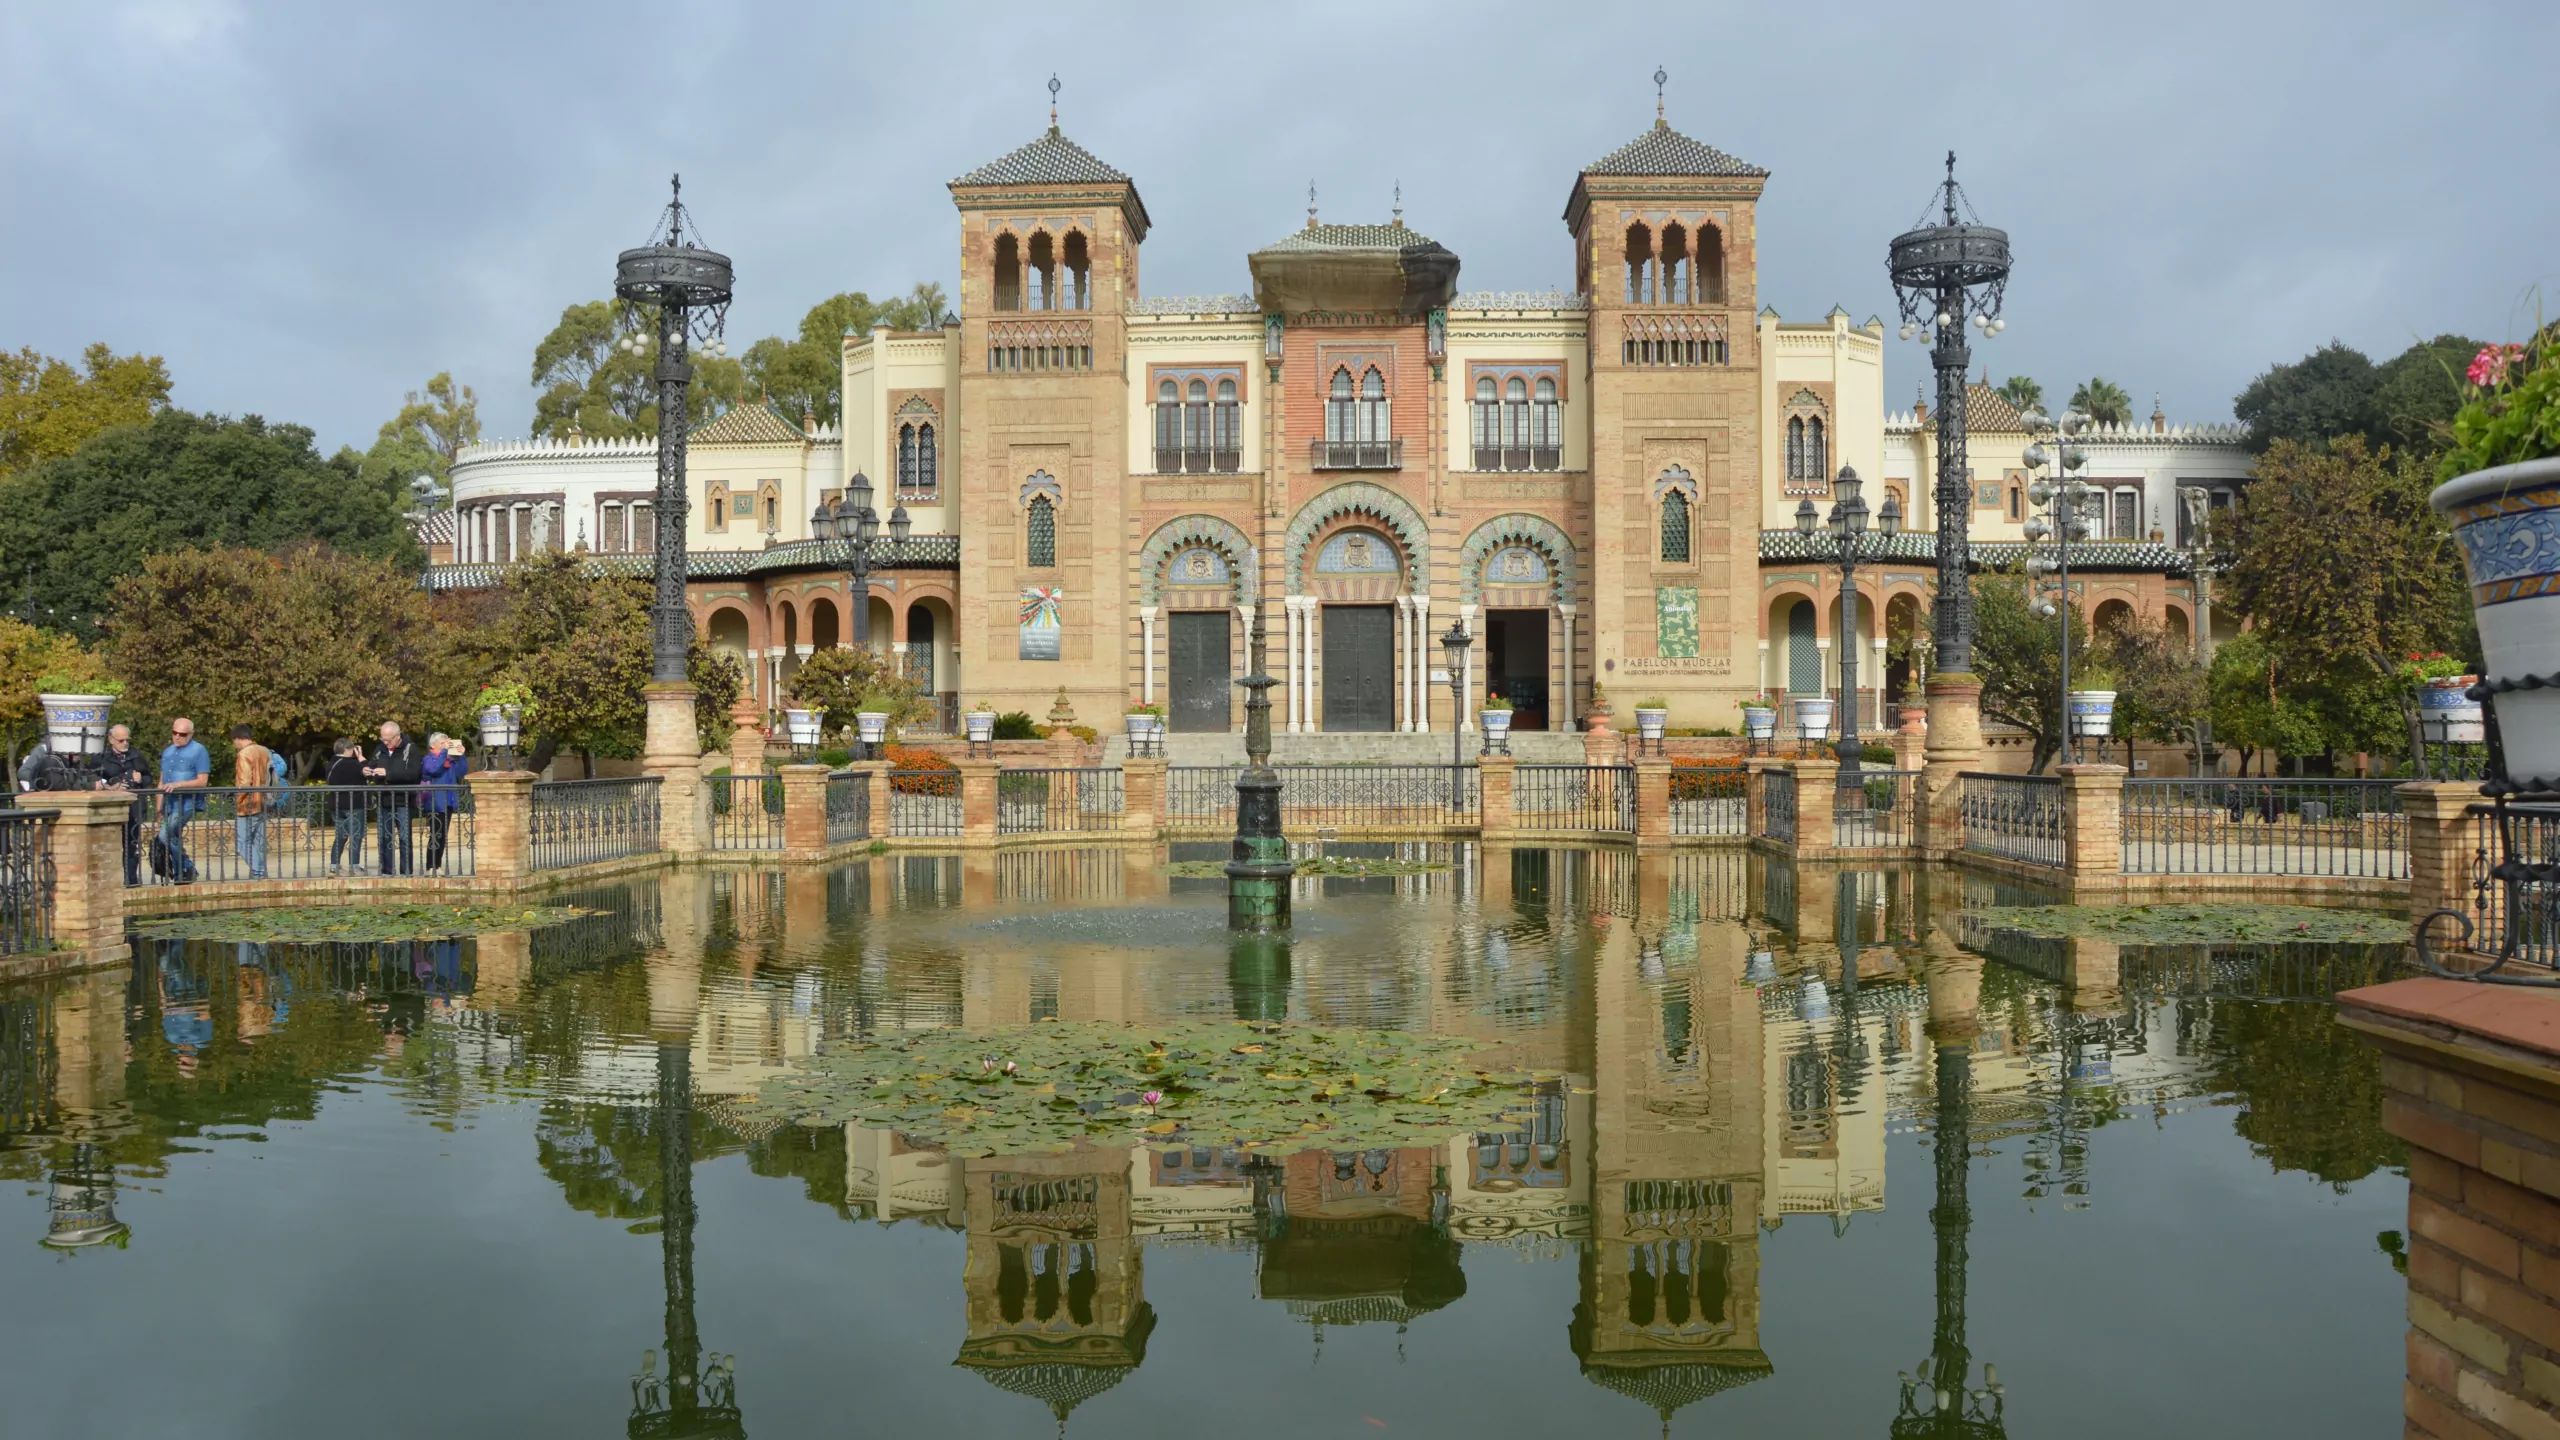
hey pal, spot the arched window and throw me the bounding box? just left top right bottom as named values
left=1696, top=224, right=1727, bottom=304
left=1359, top=368, right=1387, bottom=458
left=1806, top=417, right=1826, bottom=483
left=1660, top=488, right=1691, bottom=563
left=1625, top=222, right=1655, bottom=304
left=1025, top=494, right=1056, bottom=568
left=1026, top=232, right=1054, bottom=310
left=1326, top=368, right=1354, bottom=445
left=1504, top=377, right=1529, bottom=467
left=1473, top=376, right=1498, bottom=468
left=917, top=423, right=936, bottom=498
left=1787, top=417, right=1805, bottom=480
left=708, top=485, right=727, bottom=531
left=993, top=233, right=1021, bottom=312
left=1661, top=222, right=1690, bottom=305
left=1213, top=378, right=1240, bottom=471
left=898, top=423, right=918, bottom=493
left=1787, top=601, right=1819, bottom=693
left=1533, top=378, right=1560, bottom=468
left=1154, top=378, right=1180, bottom=472
left=2008, top=486, right=2023, bottom=521
left=1062, top=231, right=1090, bottom=310
left=1184, top=379, right=1209, bottom=471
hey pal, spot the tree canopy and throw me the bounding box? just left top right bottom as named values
left=740, top=285, right=948, bottom=425
left=1993, top=375, right=2044, bottom=413
left=0, top=616, right=110, bottom=773
left=0, top=408, right=420, bottom=636
left=2233, top=335, right=2482, bottom=455
left=529, top=300, right=745, bottom=439
left=2069, top=377, right=2133, bottom=425
left=0, top=343, right=171, bottom=479
left=1958, top=569, right=2091, bottom=774
left=357, top=371, right=481, bottom=508
left=781, top=643, right=927, bottom=735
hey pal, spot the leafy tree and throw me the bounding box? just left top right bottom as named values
left=1959, top=568, right=2089, bottom=774
left=104, top=546, right=441, bottom=777
left=2098, top=616, right=2210, bottom=765
left=2069, top=377, right=2133, bottom=426
left=2370, top=333, right=2485, bottom=455
left=1993, top=375, right=2043, bottom=413
left=358, top=371, right=481, bottom=508
left=2192, top=987, right=2402, bottom=1188
left=2206, top=632, right=2327, bottom=775
left=782, top=643, right=927, bottom=736
left=529, top=300, right=744, bottom=439
left=0, top=616, right=110, bottom=774
left=741, top=284, right=949, bottom=425
left=0, top=343, right=172, bottom=479
left=0, top=409, right=419, bottom=636
left=2235, top=342, right=2378, bottom=453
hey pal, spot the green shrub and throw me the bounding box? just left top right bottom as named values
left=992, top=711, right=1040, bottom=740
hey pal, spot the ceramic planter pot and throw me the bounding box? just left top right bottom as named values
left=1792, top=696, right=1835, bottom=743
left=855, top=711, right=890, bottom=750
left=476, top=703, right=523, bottom=752
left=2067, top=689, right=2117, bottom=739
left=1481, top=708, right=1514, bottom=740
left=37, top=693, right=114, bottom=758
left=1125, top=713, right=1153, bottom=740
left=783, top=708, right=823, bottom=748
left=2417, top=676, right=2484, bottom=745
left=1635, top=707, right=1669, bottom=742
left=964, top=710, right=997, bottom=745
left=2433, top=457, right=2560, bottom=785
left=1742, top=706, right=1777, bottom=741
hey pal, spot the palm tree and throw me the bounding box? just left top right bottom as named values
left=2070, top=378, right=2133, bottom=426
left=1994, top=375, right=2043, bottom=413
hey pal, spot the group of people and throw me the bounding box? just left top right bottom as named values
left=66, top=719, right=471, bottom=884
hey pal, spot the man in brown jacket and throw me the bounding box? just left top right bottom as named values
left=231, top=725, right=274, bottom=880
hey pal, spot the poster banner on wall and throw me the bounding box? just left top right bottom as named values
left=1655, top=586, right=1700, bottom=659
left=1019, top=586, right=1064, bottom=661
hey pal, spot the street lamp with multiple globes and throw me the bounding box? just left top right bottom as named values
left=2018, top=408, right=2099, bottom=765
left=809, top=472, right=910, bottom=650
left=1794, top=466, right=1902, bottom=784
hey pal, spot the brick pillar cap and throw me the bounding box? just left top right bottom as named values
left=2340, top=978, right=2560, bottom=1068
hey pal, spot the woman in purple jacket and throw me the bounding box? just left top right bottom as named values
left=421, top=734, right=469, bottom=875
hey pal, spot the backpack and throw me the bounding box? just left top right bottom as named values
left=270, top=750, right=287, bottom=786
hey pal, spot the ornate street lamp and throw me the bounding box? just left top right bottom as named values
left=2020, top=410, right=2097, bottom=765
left=1226, top=614, right=1290, bottom=934
left=1441, top=620, right=1473, bottom=808
left=810, top=472, right=910, bottom=650
left=1796, top=467, right=1899, bottom=785
left=613, top=176, right=733, bottom=684
left=1889, top=153, right=2011, bottom=680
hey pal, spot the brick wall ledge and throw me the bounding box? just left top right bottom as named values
left=2339, top=979, right=2560, bottom=1097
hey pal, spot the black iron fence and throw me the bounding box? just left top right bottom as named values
left=888, top=768, right=962, bottom=838
left=1164, top=764, right=1476, bottom=832
left=1669, top=764, right=1749, bottom=838
left=825, top=771, right=871, bottom=845
left=706, top=772, right=783, bottom=852
left=2121, top=778, right=2406, bottom=878
left=132, top=783, right=474, bottom=884
left=1167, top=767, right=1239, bottom=830
left=997, top=767, right=1126, bottom=835
left=1763, top=770, right=1797, bottom=845
left=1834, top=769, right=1919, bottom=850
left=1960, top=773, right=2065, bottom=868
left=0, top=811, right=54, bottom=955
left=1514, top=764, right=1635, bottom=835
left=528, top=777, right=661, bottom=871
left=2465, top=802, right=2559, bottom=967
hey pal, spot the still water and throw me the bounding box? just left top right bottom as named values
left=2, top=847, right=2407, bottom=1438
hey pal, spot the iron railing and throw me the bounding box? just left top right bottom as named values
left=2462, top=802, right=2560, bottom=969
left=1166, top=766, right=1239, bottom=830
left=1669, top=765, right=1749, bottom=838
left=997, top=767, right=1126, bottom=835
left=1960, top=772, right=2065, bottom=868
left=1155, top=444, right=1243, bottom=475
left=1164, top=764, right=1477, bottom=832
left=0, top=810, right=55, bottom=955
left=888, top=768, right=962, bottom=837
left=1763, top=770, right=1797, bottom=845
left=1515, top=764, right=1635, bottom=834
left=1834, top=769, right=1919, bottom=849
left=1309, top=438, right=1402, bottom=470
left=2121, top=778, right=2406, bottom=878
left=134, top=783, right=474, bottom=883
left=529, top=777, right=661, bottom=871
left=706, top=772, right=783, bottom=851
left=825, top=770, right=871, bottom=844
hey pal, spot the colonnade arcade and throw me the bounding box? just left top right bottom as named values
left=699, top=580, right=959, bottom=714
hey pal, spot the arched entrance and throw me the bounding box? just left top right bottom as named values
left=1461, top=514, right=1578, bottom=732
left=1284, top=484, right=1431, bottom=734
left=1310, top=525, right=1404, bottom=732
left=1137, top=516, right=1257, bottom=734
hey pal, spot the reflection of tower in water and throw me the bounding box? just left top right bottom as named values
left=953, top=1150, right=1155, bottom=1435
left=1251, top=1146, right=1466, bottom=1358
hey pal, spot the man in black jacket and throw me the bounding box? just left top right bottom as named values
left=90, top=724, right=152, bottom=885
left=365, top=720, right=424, bottom=876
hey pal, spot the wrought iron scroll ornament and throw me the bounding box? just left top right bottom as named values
left=2412, top=675, right=2560, bottom=986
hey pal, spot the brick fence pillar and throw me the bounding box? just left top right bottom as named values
left=464, top=770, right=533, bottom=885
left=2401, top=781, right=2483, bottom=924
left=1917, top=674, right=1984, bottom=858
left=644, top=681, right=707, bottom=858
left=1582, top=727, right=1624, bottom=767
left=2339, top=981, right=2560, bottom=1440
left=1790, top=758, right=1837, bottom=860
left=1478, top=755, right=1516, bottom=841
left=848, top=760, right=888, bottom=843
left=1122, top=758, right=1166, bottom=839
left=15, top=790, right=129, bottom=954
left=1744, top=758, right=1774, bottom=837
left=778, top=763, right=829, bottom=861
left=1632, top=757, right=1672, bottom=850
left=2058, top=764, right=2126, bottom=886
left=957, top=760, right=1000, bottom=849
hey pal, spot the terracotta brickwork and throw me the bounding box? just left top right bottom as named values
left=2058, top=764, right=2126, bottom=881
left=15, top=791, right=128, bottom=951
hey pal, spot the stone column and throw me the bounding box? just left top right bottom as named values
left=1632, top=756, right=1673, bottom=850
left=464, top=771, right=533, bottom=885
left=1917, top=673, right=1984, bottom=858
left=1122, top=757, right=1166, bottom=839
left=2057, top=764, right=2126, bottom=887
left=728, top=694, right=766, bottom=776
left=1557, top=602, right=1577, bottom=730
left=1891, top=707, right=1927, bottom=773
left=2401, top=781, right=2484, bottom=925
left=644, top=681, right=707, bottom=857
left=1413, top=593, right=1432, bottom=730
left=14, top=790, right=130, bottom=955
left=1478, top=754, right=1516, bottom=841
left=957, top=759, right=1000, bottom=849
left=1790, top=757, right=1837, bottom=860
left=1139, top=606, right=1159, bottom=705
left=778, top=763, right=830, bottom=862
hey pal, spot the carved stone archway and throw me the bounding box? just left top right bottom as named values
left=1284, top=482, right=1430, bottom=594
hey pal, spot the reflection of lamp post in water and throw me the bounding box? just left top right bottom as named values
left=42, top=1143, right=129, bottom=1251
left=1227, top=615, right=1291, bottom=934
left=1892, top=1029, right=2006, bottom=1439
left=628, top=1041, right=742, bottom=1440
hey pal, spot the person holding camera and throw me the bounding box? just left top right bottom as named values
left=364, top=720, right=423, bottom=876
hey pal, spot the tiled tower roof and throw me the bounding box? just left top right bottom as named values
left=951, top=127, right=1130, bottom=186
left=1583, top=119, right=1768, bottom=178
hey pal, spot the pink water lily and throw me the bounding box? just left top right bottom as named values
left=1142, top=1090, right=1164, bottom=1113
left=1002, top=1059, right=1017, bottom=1075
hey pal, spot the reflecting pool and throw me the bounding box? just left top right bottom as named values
left=0, top=846, right=2409, bottom=1438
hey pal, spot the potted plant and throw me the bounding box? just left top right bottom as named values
left=1740, top=691, right=1778, bottom=742
left=780, top=706, right=824, bottom=750
left=964, top=702, right=998, bottom=746
left=2397, top=651, right=2482, bottom=745
left=2067, top=661, right=2119, bottom=742
left=1792, top=692, right=1835, bottom=745
left=1480, top=693, right=1514, bottom=748
left=854, top=710, right=891, bottom=753
left=473, top=680, right=533, bottom=757
left=2432, top=328, right=2560, bottom=785
left=33, top=673, right=119, bottom=759
left=1633, top=695, right=1670, bottom=744
left=1125, top=702, right=1162, bottom=743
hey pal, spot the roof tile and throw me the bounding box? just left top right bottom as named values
left=1583, top=121, right=1767, bottom=178
left=952, top=128, right=1130, bottom=187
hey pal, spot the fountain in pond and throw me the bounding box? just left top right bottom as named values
left=1226, top=615, right=1292, bottom=936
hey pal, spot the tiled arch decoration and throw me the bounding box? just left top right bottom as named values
left=1284, top=482, right=1430, bottom=593
left=1458, top=512, right=1579, bottom=606
left=1136, top=513, right=1259, bottom=607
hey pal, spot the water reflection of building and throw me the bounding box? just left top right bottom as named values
left=955, top=1151, right=1155, bottom=1433
left=1255, top=1147, right=1466, bottom=1344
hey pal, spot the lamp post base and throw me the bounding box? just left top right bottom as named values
left=644, top=681, right=708, bottom=857
left=1918, top=673, right=1985, bottom=856
left=1225, top=769, right=1291, bottom=933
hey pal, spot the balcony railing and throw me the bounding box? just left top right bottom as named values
left=1154, top=446, right=1243, bottom=475
left=1471, top=445, right=1564, bottom=473
left=1310, top=439, right=1401, bottom=471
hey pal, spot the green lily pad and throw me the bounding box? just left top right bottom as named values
left=730, top=1019, right=1538, bottom=1158
left=1970, top=903, right=2407, bottom=945
left=133, top=903, right=600, bottom=944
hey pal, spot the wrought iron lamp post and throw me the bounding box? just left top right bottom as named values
left=810, top=472, right=910, bottom=650
left=613, top=176, right=733, bottom=684
left=1226, top=615, right=1291, bottom=934
left=1441, top=621, right=1473, bottom=810
left=1889, top=154, right=2010, bottom=680
left=1794, top=467, right=1901, bottom=785
left=2019, top=409, right=2097, bottom=765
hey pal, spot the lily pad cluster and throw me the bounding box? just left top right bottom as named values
left=1163, top=855, right=1451, bottom=879
left=1973, top=903, right=2407, bottom=945
left=134, top=903, right=599, bottom=944
left=737, top=1019, right=1542, bottom=1157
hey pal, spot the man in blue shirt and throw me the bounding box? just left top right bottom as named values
left=157, top=717, right=212, bottom=884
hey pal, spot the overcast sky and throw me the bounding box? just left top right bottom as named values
left=7, top=0, right=2555, bottom=453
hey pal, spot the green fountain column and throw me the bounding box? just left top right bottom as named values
left=1228, top=614, right=1292, bottom=933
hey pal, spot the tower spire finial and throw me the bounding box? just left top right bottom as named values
left=1306, top=180, right=1317, bottom=231
left=1654, top=66, right=1668, bottom=124
left=1943, top=150, right=1959, bottom=225
left=1047, top=73, right=1061, bottom=131
left=1392, top=180, right=1402, bottom=226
